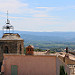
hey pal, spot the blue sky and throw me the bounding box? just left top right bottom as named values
left=0, top=0, right=75, bottom=32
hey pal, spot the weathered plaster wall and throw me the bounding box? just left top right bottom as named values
left=2, top=55, right=70, bottom=75
left=3, top=55, right=56, bottom=75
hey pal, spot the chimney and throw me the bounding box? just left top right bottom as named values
left=66, top=47, right=68, bottom=53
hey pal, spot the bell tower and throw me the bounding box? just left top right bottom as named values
left=0, top=11, right=24, bottom=73
left=0, top=11, right=24, bottom=54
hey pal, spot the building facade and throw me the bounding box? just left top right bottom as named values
left=0, top=12, right=24, bottom=72
left=1, top=54, right=70, bottom=75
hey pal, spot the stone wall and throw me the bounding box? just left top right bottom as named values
left=0, top=41, right=17, bottom=53
left=0, top=46, right=3, bottom=72
left=17, top=40, right=24, bottom=54
left=0, top=46, right=3, bottom=62
left=0, top=40, right=24, bottom=54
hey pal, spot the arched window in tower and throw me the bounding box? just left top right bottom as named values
left=4, top=46, right=8, bottom=53
left=20, top=45, right=21, bottom=54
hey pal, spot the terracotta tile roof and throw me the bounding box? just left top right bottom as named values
left=26, top=45, right=34, bottom=48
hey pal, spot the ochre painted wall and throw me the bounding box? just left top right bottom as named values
left=3, top=55, right=56, bottom=75
left=2, top=55, right=70, bottom=75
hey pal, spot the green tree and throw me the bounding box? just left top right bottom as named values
left=34, top=49, right=43, bottom=52
left=65, top=72, right=67, bottom=75
left=60, top=65, right=67, bottom=75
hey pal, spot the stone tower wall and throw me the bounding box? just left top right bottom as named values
left=17, top=40, right=24, bottom=54
left=0, top=41, right=17, bottom=53
left=0, top=46, right=3, bottom=62
left=0, top=40, right=24, bottom=54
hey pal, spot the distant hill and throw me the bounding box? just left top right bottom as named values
left=1, top=30, right=75, bottom=41
left=0, top=30, right=3, bottom=38
left=1, top=30, right=75, bottom=50
left=15, top=31, right=75, bottom=42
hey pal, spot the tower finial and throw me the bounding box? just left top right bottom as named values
left=2, top=11, right=14, bottom=33
left=7, top=10, right=8, bottom=20
left=6, top=11, right=10, bottom=24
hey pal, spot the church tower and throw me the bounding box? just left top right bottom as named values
left=0, top=11, right=24, bottom=72
left=0, top=11, right=24, bottom=57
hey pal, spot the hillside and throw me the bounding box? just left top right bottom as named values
left=0, top=30, right=75, bottom=51
left=17, top=31, right=75, bottom=51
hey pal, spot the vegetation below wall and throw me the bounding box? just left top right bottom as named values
left=16, top=31, right=75, bottom=52
left=24, top=40, right=75, bottom=52
left=60, top=65, right=67, bottom=75
left=19, top=32, right=75, bottom=52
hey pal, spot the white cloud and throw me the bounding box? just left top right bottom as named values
left=0, top=0, right=45, bottom=16
left=0, top=0, right=74, bottom=32
left=0, top=15, right=75, bottom=32
left=8, top=17, right=61, bottom=31
left=10, top=17, right=75, bottom=32
left=36, top=7, right=48, bottom=9
left=32, top=14, right=57, bottom=19
left=33, top=14, right=49, bottom=17
left=0, top=0, right=28, bottom=14
left=36, top=6, right=70, bottom=11
left=36, top=7, right=57, bottom=10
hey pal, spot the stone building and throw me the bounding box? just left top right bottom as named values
left=1, top=54, right=70, bottom=75
left=0, top=12, right=71, bottom=75
left=58, top=48, right=75, bottom=64
left=58, top=47, right=75, bottom=75
left=0, top=33, right=24, bottom=71
left=0, top=12, right=24, bottom=72
left=0, top=33, right=24, bottom=54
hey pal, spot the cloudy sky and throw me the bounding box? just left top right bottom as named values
left=0, top=0, right=75, bottom=32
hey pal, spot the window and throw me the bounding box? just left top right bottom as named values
left=4, top=46, right=8, bottom=53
